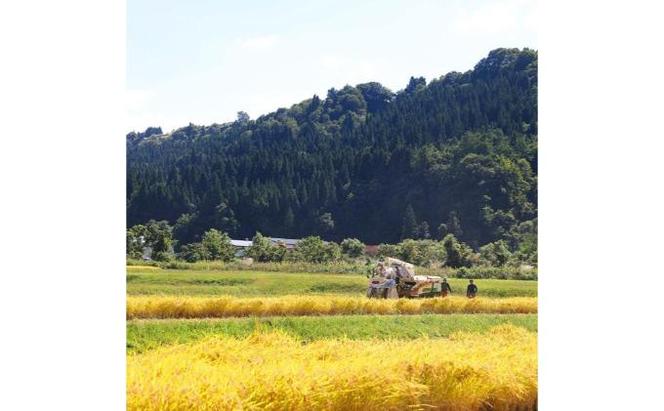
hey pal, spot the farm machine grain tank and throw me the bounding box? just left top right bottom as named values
left=367, top=257, right=444, bottom=299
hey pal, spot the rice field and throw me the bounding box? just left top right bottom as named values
left=127, top=268, right=538, bottom=409
left=127, top=324, right=537, bottom=411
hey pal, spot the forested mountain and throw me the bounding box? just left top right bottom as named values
left=127, top=48, right=537, bottom=249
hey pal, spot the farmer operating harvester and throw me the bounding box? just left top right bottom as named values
left=367, top=257, right=446, bottom=299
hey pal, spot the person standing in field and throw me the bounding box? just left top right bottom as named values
left=466, top=279, right=478, bottom=298
left=441, top=278, right=452, bottom=297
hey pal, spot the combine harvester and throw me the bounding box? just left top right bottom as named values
left=367, top=257, right=443, bottom=299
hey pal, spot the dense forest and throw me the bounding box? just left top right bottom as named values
left=127, top=48, right=537, bottom=253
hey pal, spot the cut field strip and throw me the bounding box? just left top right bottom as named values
left=127, top=269, right=538, bottom=297
left=127, top=313, right=537, bottom=353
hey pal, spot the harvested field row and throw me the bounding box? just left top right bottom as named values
left=127, top=324, right=537, bottom=411
left=127, top=295, right=537, bottom=319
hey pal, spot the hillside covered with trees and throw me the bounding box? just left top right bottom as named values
left=127, top=48, right=537, bottom=257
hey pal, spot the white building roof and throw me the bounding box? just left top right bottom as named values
left=229, top=237, right=302, bottom=248
left=230, top=239, right=253, bottom=247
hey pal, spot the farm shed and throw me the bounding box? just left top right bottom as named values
left=230, top=239, right=253, bottom=257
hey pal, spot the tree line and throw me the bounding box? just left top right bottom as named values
left=127, top=219, right=536, bottom=268
left=127, top=48, right=537, bottom=256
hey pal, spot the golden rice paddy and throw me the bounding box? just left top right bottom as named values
left=127, top=324, right=537, bottom=411
left=127, top=295, right=537, bottom=319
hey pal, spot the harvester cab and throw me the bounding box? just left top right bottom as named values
left=367, top=257, right=444, bottom=299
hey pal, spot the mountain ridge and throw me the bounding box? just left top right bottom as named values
left=127, top=47, right=537, bottom=251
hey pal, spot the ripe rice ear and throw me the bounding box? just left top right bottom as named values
left=127, top=295, right=537, bottom=319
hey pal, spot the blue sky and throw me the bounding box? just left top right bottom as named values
left=127, top=0, right=537, bottom=132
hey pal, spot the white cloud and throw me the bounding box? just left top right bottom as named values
left=126, top=88, right=153, bottom=112
left=523, top=2, right=539, bottom=33
left=317, top=54, right=377, bottom=85
left=452, top=0, right=537, bottom=35
left=238, top=34, right=279, bottom=50
left=126, top=88, right=186, bottom=132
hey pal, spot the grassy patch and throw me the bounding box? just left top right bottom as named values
left=127, top=269, right=537, bottom=298
left=127, top=313, right=537, bottom=353
left=306, top=283, right=363, bottom=293
left=127, top=265, right=161, bottom=271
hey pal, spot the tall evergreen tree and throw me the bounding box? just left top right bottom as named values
left=401, top=204, right=418, bottom=240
